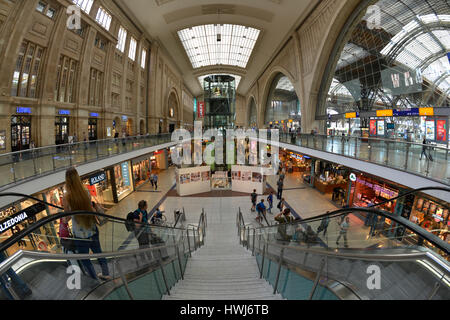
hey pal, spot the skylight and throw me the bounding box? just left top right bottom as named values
left=275, top=76, right=295, bottom=92
left=95, top=7, right=112, bottom=31
left=72, top=0, right=93, bottom=14
left=178, top=24, right=260, bottom=69
left=198, top=74, right=241, bottom=89
left=117, top=26, right=127, bottom=53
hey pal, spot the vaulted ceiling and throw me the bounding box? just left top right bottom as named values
left=115, top=0, right=319, bottom=96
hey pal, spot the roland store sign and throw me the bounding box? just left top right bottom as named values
left=89, top=171, right=106, bottom=186
left=0, top=203, right=46, bottom=234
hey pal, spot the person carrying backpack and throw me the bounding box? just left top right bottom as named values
left=256, top=199, right=266, bottom=223
left=133, top=200, right=150, bottom=250
left=250, top=190, right=257, bottom=212
left=317, top=213, right=331, bottom=236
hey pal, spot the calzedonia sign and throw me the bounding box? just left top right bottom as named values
left=0, top=203, right=46, bottom=235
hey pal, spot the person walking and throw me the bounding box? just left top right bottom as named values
left=250, top=189, right=257, bottom=212
left=277, top=178, right=284, bottom=200
left=316, top=213, right=331, bottom=236
left=63, top=167, right=111, bottom=281
left=336, top=216, right=350, bottom=248
left=267, top=191, right=274, bottom=214
left=149, top=173, right=155, bottom=189
left=256, top=199, right=266, bottom=223
left=277, top=198, right=285, bottom=213
left=153, top=173, right=158, bottom=190
left=420, top=138, right=432, bottom=161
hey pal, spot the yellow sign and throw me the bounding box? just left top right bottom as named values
left=289, top=119, right=293, bottom=123
left=419, top=108, right=434, bottom=116
left=376, top=110, right=393, bottom=117
left=281, top=120, right=284, bottom=124
left=345, top=112, right=357, bottom=119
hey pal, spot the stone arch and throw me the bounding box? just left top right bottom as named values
left=307, top=1, right=364, bottom=122
left=246, top=96, right=258, bottom=128
left=259, top=67, right=300, bottom=128
left=112, top=116, right=121, bottom=137
left=166, top=88, right=181, bottom=122
left=139, top=119, right=146, bottom=135
left=126, top=118, right=134, bottom=136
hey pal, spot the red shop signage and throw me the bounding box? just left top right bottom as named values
left=197, top=102, right=205, bottom=118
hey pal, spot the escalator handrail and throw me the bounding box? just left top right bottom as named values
left=0, top=209, right=187, bottom=253
left=252, top=207, right=450, bottom=255
left=0, top=192, right=64, bottom=210
left=0, top=240, right=184, bottom=275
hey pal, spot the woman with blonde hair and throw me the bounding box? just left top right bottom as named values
left=63, top=167, right=110, bottom=281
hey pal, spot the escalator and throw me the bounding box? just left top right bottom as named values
left=0, top=193, right=206, bottom=300
left=237, top=188, right=450, bottom=300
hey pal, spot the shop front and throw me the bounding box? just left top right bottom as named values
left=55, top=110, right=71, bottom=145
left=132, top=155, right=151, bottom=189
left=88, top=114, right=99, bottom=141
left=151, top=149, right=168, bottom=170
left=349, top=174, right=400, bottom=235
left=312, top=160, right=349, bottom=198
left=83, top=170, right=115, bottom=207
left=0, top=199, right=58, bottom=257
left=112, top=161, right=134, bottom=202
left=11, top=107, right=33, bottom=152
left=408, top=195, right=449, bottom=244
left=280, top=150, right=312, bottom=174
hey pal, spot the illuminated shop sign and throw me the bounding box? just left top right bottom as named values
left=393, top=108, right=419, bottom=117
left=89, top=172, right=106, bottom=185
left=0, top=203, right=46, bottom=235
left=59, top=110, right=71, bottom=116
left=90, top=113, right=99, bottom=117
left=16, top=107, right=31, bottom=114
left=345, top=112, right=359, bottom=119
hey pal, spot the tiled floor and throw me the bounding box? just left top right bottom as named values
left=101, top=167, right=393, bottom=251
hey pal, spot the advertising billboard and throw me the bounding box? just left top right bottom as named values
left=436, top=120, right=447, bottom=142
left=369, top=120, right=377, bottom=136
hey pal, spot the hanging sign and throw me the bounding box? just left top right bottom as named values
left=89, top=172, right=106, bottom=185
left=197, top=102, right=205, bottom=118
left=350, top=173, right=357, bottom=182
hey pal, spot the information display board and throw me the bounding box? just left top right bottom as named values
left=176, top=166, right=211, bottom=196
left=231, top=165, right=267, bottom=195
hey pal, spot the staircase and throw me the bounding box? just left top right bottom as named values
left=163, top=204, right=283, bottom=300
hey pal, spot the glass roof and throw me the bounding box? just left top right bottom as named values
left=178, top=24, right=260, bottom=69
left=198, top=74, right=241, bottom=89
left=275, top=76, right=295, bottom=92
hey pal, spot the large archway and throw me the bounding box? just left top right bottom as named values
left=319, top=0, right=450, bottom=141
left=263, top=73, right=300, bottom=132
left=139, top=119, right=145, bottom=135
left=112, top=116, right=121, bottom=138
left=247, top=97, right=257, bottom=128
left=167, top=89, right=180, bottom=133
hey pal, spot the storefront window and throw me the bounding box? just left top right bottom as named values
left=114, top=161, right=133, bottom=201
left=0, top=199, right=59, bottom=257
left=132, top=157, right=151, bottom=188
left=82, top=171, right=115, bottom=207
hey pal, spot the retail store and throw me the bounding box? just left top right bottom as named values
left=112, top=161, right=134, bottom=202
left=311, top=160, right=349, bottom=198
left=0, top=199, right=59, bottom=257
left=132, top=155, right=152, bottom=188
left=408, top=195, right=449, bottom=243
left=279, top=150, right=312, bottom=174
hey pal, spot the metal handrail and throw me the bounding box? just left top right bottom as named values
left=242, top=206, right=450, bottom=255
left=0, top=207, right=187, bottom=253
left=278, top=132, right=450, bottom=151
left=0, top=133, right=172, bottom=158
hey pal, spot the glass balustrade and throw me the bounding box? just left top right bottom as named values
left=0, top=134, right=173, bottom=189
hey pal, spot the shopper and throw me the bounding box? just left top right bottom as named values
left=267, top=191, right=274, bottom=214
left=150, top=207, right=165, bottom=225
left=277, top=198, right=285, bottom=213
left=316, top=213, right=331, bottom=236
left=336, top=216, right=350, bottom=248
left=153, top=173, right=159, bottom=190
left=420, top=138, right=432, bottom=161
left=250, top=190, right=257, bottom=212
left=277, top=178, right=284, bottom=200
left=63, top=167, right=111, bottom=281
left=279, top=170, right=286, bottom=182
left=133, top=200, right=150, bottom=251
left=149, top=173, right=155, bottom=188
left=256, top=199, right=266, bottom=223
left=0, top=252, right=32, bottom=300
left=275, top=208, right=295, bottom=241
